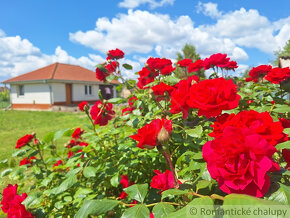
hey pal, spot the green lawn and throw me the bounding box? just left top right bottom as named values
left=0, top=110, right=90, bottom=166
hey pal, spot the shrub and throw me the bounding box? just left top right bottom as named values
left=1, top=50, right=289, bottom=217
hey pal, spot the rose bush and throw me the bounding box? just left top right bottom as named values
left=1, top=48, right=289, bottom=217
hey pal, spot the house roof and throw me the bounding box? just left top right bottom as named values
left=2, top=63, right=120, bottom=84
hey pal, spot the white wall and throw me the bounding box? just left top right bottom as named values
left=51, top=83, right=66, bottom=103
left=72, top=83, right=99, bottom=101
left=10, top=83, right=51, bottom=104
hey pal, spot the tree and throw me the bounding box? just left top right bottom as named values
left=175, top=44, right=205, bottom=78
left=273, top=39, right=290, bottom=66
left=176, top=44, right=200, bottom=61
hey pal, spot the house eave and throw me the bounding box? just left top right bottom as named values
left=3, top=79, right=120, bottom=85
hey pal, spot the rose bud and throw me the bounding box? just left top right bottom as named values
left=157, top=126, right=170, bottom=143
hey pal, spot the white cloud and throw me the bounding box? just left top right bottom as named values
left=196, top=1, right=222, bottom=18
left=69, top=9, right=248, bottom=61
left=119, top=0, right=174, bottom=9
left=198, top=4, right=290, bottom=54
left=0, top=30, right=104, bottom=79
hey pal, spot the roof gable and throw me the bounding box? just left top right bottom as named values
left=2, top=63, right=119, bottom=84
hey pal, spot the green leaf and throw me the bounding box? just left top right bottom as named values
left=123, top=63, right=133, bottom=70
left=74, top=188, right=93, bottom=199
left=75, top=199, right=119, bottom=218
left=167, top=196, right=214, bottom=218
left=276, top=141, right=290, bottom=150
left=121, top=204, right=150, bottom=218
left=55, top=175, right=77, bottom=194
left=1, top=168, right=13, bottom=177
left=98, top=90, right=103, bottom=101
left=43, top=131, right=55, bottom=143
left=107, top=97, right=125, bottom=104
left=12, top=149, right=28, bottom=157
left=153, top=203, right=176, bottom=218
left=185, top=125, right=202, bottom=138
left=96, top=64, right=107, bottom=72
left=284, top=128, right=290, bottom=135
left=161, top=189, right=190, bottom=200
left=53, top=128, right=70, bottom=141
left=110, top=173, right=120, bottom=187
left=224, top=194, right=277, bottom=205
left=22, top=192, right=42, bottom=208
left=164, top=75, right=180, bottom=85
left=273, top=105, right=290, bottom=113
left=124, top=184, right=148, bottom=203
left=196, top=180, right=211, bottom=190
left=83, top=166, right=97, bottom=178
left=269, top=183, right=290, bottom=205
left=106, top=74, right=118, bottom=82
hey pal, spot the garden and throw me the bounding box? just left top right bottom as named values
left=0, top=48, right=290, bottom=217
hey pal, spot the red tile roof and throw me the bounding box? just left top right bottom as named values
left=2, top=63, right=119, bottom=84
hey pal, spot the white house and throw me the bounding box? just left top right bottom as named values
left=2, top=63, right=119, bottom=110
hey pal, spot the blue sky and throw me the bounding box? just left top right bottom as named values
left=0, top=0, right=289, bottom=81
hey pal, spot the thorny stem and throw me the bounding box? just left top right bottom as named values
left=85, top=109, right=96, bottom=132
left=119, top=201, right=180, bottom=207
left=36, top=144, right=48, bottom=169
left=157, top=145, right=179, bottom=189
left=187, top=192, right=225, bottom=201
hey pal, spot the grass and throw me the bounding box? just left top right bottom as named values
left=0, top=110, right=90, bottom=166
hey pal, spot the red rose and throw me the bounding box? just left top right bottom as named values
left=121, top=107, right=135, bottom=116
left=96, top=67, right=109, bottom=82
left=5, top=194, right=34, bottom=218
left=221, top=60, right=238, bottom=70
left=1, top=184, right=34, bottom=217
left=247, top=100, right=254, bottom=104
left=146, top=57, right=172, bottom=71
left=282, top=149, right=290, bottom=170
left=79, top=142, right=89, bottom=147
left=53, top=160, right=63, bottom=167
left=78, top=101, right=89, bottom=111
left=279, top=118, right=290, bottom=128
left=106, top=48, right=125, bottom=60
left=19, top=156, right=36, bottom=166
left=130, top=118, right=173, bottom=149
left=1, top=184, right=18, bottom=213
left=90, top=100, right=115, bottom=126
left=72, top=128, right=85, bottom=139
left=119, top=175, right=134, bottom=200
left=204, top=53, right=230, bottom=70
left=150, top=170, right=182, bottom=193
left=177, top=59, right=192, bottom=67
left=187, top=59, right=204, bottom=73
left=203, top=127, right=280, bottom=197
left=15, top=134, right=34, bottom=149
left=209, top=110, right=287, bottom=146
left=137, top=67, right=156, bottom=89
left=246, top=65, right=272, bottom=82
left=187, top=78, right=240, bottom=118
left=151, top=82, right=174, bottom=101
left=265, top=67, right=290, bottom=84
left=128, top=96, right=138, bottom=106
left=169, top=76, right=199, bottom=119
left=105, top=61, right=119, bottom=73
left=161, top=65, right=175, bottom=75
left=67, top=150, right=74, bottom=159
left=33, top=139, right=39, bottom=145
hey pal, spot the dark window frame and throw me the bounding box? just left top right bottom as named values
left=85, top=85, right=92, bottom=95
left=18, top=85, right=24, bottom=96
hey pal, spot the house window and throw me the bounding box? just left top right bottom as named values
left=85, top=85, right=92, bottom=95
left=18, top=85, right=24, bottom=96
